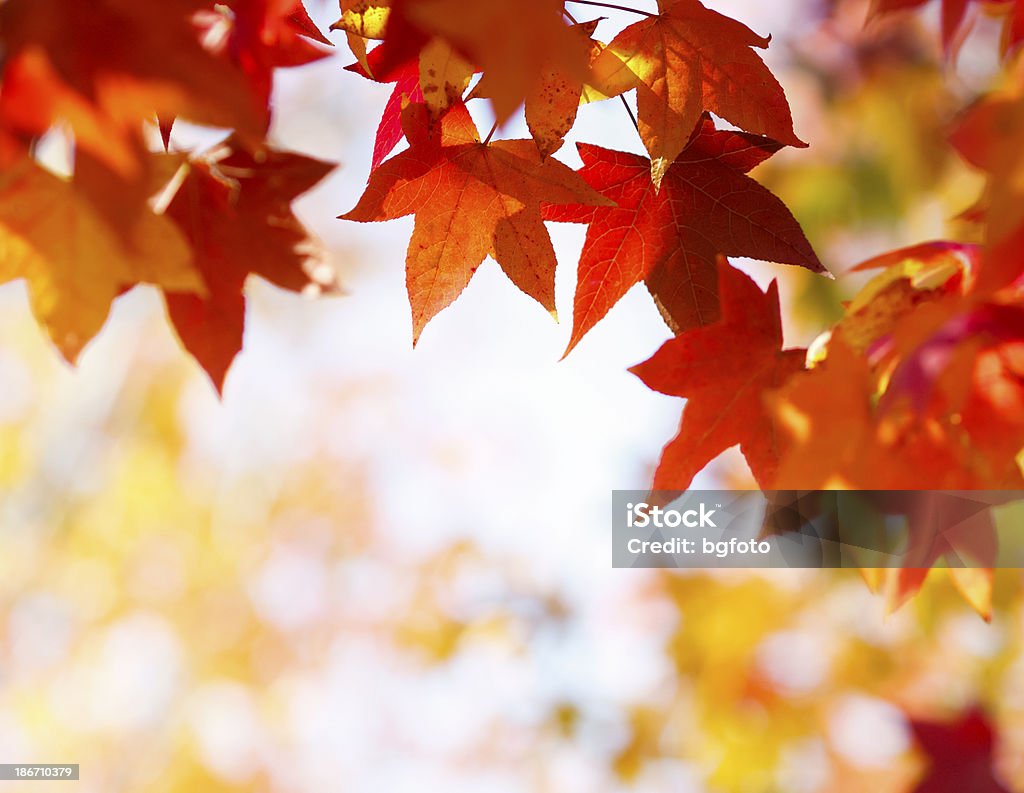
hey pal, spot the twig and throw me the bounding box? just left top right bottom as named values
left=619, top=95, right=639, bottom=131
left=566, top=0, right=655, bottom=17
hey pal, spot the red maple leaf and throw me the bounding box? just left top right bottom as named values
left=543, top=115, right=824, bottom=355
left=344, top=47, right=424, bottom=171
left=161, top=138, right=336, bottom=390
left=630, top=260, right=807, bottom=490
left=198, top=0, right=332, bottom=132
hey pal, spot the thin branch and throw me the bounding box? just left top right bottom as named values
left=619, top=95, right=639, bottom=131
left=566, top=0, right=654, bottom=17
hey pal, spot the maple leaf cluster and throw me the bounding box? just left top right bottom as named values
left=2, top=0, right=1024, bottom=616
left=337, top=0, right=825, bottom=351
left=0, top=0, right=337, bottom=389
left=332, top=0, right=1024, bottom=617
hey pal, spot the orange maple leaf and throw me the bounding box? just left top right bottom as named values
left=526, top=19, right=603, bottom=158
left=821, top=243, right=1024, bottom=487
left=589, top=0, right=805, bottom=186
left=0, top=157, right=203, bottom=362
left=340, top=102, right=611, bottom=343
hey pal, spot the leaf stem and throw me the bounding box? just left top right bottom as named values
left=563, top=8, right=580, bottom=23
left=566, top=0, right=654, bottom=17
left=483, top=120, right=499, bottom=145
left=619, top=95, right=639, bottom=131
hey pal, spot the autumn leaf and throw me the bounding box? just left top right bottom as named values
left=754, top=487, right=998, bottom=617
left=333, top=0, right=392, bottom=72
left=473, top=20, right=603, bottom=157
left=823, top=241, right=978, bottom=365
left=418, top=38, right=475, bottom=120
left=542, top=116, right=824, bottom=355
left=288, top=1, right=333, bottom=46
left=0, top=157, right=203, bottom=362
left=367, top=0, right=590, bottom=123
left=589, top=0, right=805, bottom=186
left=630, top=260, right=807, bottom=490
left=850, top=240, right=980, bottom=281
left=344, top=23, right=471, bottom=149
left=340, top=102, right=611, bottom=343
left=770, top=332, right=1021, bottom=616
left=910, top=709, right=1011, bottom=793
left=0, top=0, right=263, bottom=178
left=335, top=0, right=391, bottom=42
left=526, top=19, right=603, bottom=158
left=336, top=3, right=477, bottom=124
left=345, top=49, right=424, bottom=171
left=198, top=0, right=332, bottom=131
left=161, top=138, right=336, bottom=390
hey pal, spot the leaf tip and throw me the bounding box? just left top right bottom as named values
left=411, top=313, right=429, bottom=348
left=650, top=157, right=669, bottom=191
left=560, top=332, right=583, bottom=361
left=209, top=373, right=228, bottom=398
left=49, top=325, right=92, bottom=367
left=157, top=116, right=175, bottom=151
left=189, top=353, right=231, bottom=397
